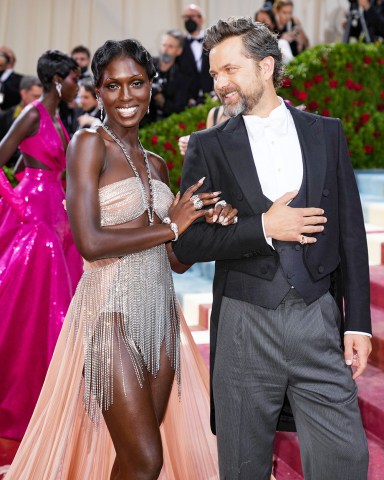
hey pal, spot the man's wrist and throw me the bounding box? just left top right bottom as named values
left=344, top=330, right=372, bottom=338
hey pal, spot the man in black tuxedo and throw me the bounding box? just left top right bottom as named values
left=177, top=4, right=213, bottom=105
left=0, top=50, right=23, bottom=111
left=173, top=17, right=371, bottom=480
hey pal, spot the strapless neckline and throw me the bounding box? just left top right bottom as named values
left=99, top=177, right=172, bottom=195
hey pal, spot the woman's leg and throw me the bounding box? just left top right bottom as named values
left=102, top=335, right=174, bottom=480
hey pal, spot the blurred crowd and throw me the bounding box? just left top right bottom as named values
left=1, top=0, right=383, bottom=168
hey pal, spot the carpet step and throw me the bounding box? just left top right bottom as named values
left=370, top=265, right=384, bottom=309
left=274, top=429, right=384, bottom=479
left=274, top=454, right=303, bottom=479
left=356, top=364, right=384, bottom=440
left=370, top=305, right=384, bottom=370
left=366, top=225, right=384, bottom=265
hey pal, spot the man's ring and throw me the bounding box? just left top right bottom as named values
left=216, top=200, right=227, bottom=208
left=299, top=235, right=307, bottom=245
left=233, top=216, right=238, bottom=224
left=190, top=195, right=204, bottom=210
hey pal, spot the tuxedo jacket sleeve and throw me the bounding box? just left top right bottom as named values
left=173, top=107, right=371, bottom=335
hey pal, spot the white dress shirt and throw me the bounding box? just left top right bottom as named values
left=243, top=98, right=369, bottom=337
left=187, top=33, right=204, bottom=72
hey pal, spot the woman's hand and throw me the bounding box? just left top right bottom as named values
left=167, top=177, right=221, bottom=235
left=206, top=201, right=239, bottom=226
left=205, top=200, right=238, bottom=226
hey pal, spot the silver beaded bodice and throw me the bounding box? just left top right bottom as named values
left=99, top=177, right=174, bottom=226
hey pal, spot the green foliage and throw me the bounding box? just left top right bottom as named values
left=139, top=96, right=219, bottom=193
left=3, top=165, right=18, bottom=186
left=279, top=41, right=384, bottom=168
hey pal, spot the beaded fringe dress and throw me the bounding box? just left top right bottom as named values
left=4, top=176, right=219, bottom=479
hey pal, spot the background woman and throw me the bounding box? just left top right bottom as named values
left=0, top=50, right=83, bottom=442
left=74, top=80, right=102, bottom=129
left=5, top=39, right=236, bottom=479
left=273, top=0, right=309, bottom=56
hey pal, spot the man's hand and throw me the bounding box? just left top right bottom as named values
left=344, top=334, right=372, bottom=379
left=263, top=191, right=327, bottom=244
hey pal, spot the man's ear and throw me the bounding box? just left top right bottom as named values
left=259, top=56, right=275, bottom=81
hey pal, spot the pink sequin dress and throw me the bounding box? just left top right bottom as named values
left=0, top=100, right=83, bottom=441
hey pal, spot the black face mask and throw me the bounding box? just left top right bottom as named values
left=185, top=18, right=198, bottom=34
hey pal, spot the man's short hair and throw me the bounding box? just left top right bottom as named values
left=71, top=45, right=91, bottom=59
left=204, top=16, right=284, bottom=88
left=164, top=29, right=184, bottom=48
left=19, top=75, right=42, bottom=91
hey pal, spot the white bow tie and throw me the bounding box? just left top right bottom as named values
left=246, top=113, right=288, bottom=142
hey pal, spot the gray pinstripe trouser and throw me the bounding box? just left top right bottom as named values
left=212, top=290, right=369, bottom=480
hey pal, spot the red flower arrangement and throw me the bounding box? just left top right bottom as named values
left=139, top=96, right=220, bottom=193
left=280, top=42, right=384, bottom=168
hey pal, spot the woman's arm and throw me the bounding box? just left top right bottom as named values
left=0, top=105, right=39, bottom=168
left=65, top=129, right=218, bottom=262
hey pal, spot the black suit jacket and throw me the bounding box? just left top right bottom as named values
left=173, top=104, right=371, bottom=432
left=176, top=39, right=213, bottom=102
left=0, top=72, right=22, bottom=110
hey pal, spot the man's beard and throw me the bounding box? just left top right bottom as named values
left=218, top=86, right=264, bottom=117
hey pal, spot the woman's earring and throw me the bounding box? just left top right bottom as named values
left=55, top=81, right=62, bottom=97
left=147, top=89, right=152, bottom=114
left=97, top=97, right=104, bottom=121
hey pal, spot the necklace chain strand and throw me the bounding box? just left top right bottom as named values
left=101, top=123, right=155, bottom=225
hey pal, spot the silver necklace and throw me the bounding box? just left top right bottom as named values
left=101, top=123, right=155, bottom=225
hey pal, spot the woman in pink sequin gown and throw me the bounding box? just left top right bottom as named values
left=0, top=50, right=83, bottom=441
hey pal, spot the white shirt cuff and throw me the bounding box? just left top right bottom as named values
left=261, top=213, right=274, bottom=249
left=344, top=331, right=372, bottom=338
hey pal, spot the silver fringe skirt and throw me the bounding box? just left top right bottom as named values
left=67, top=243, right=180, bottom=424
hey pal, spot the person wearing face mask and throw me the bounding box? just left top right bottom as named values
left=177, top=4, right=214, bottom=105
left=142, top=29, right=190, bottom=125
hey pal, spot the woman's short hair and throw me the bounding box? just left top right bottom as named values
left=37, top=50, right=79, bottom=92
left=91, top=39, right=156, bottom=87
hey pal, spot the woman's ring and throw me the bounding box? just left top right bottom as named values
left=216, top=200, right=227, bottom=208
left=190, top=195, right=204, bottom=210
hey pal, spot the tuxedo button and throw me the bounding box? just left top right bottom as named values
left=237, top=192, right=243, bottom=201
left=295, top=245, right=301, bottom=251
left=318, top=265, right=324, bottom=273
left=322, top=189, right=330, bottom=197
left=261, top=267, right=268, bottom=274
left=287, top=272, right=294, bottom=279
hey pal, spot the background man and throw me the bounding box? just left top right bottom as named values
left=177, top=3, right=213, bottom=105
left=0, top=75, right=42, bottom=167
left=173, top=16, right=371, bottom=480
left=0, top=49, right=23, bottom=111
left=70, top=45, right=92, bottom=81
left=143, top=29, right=190, bottom=124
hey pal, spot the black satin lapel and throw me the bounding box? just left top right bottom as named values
left=289, top=106, right=327, bottom=207
left=218, top=116, right=267, bottom=214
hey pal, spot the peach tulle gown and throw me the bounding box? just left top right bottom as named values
left=4, top=173, right=219, bottom=479
left=4, top=308, right=219, bottom=479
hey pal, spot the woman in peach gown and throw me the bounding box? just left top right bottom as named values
left=5, top=39, right=238, bottom=480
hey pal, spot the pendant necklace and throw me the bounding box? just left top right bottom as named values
left=101, top=123, right=155, bottom=225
